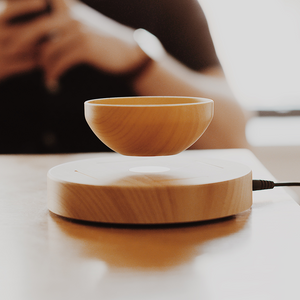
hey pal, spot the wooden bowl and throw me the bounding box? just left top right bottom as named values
left=84, top=96, right=214, bottom=156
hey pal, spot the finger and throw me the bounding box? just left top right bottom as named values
left=0, top=0, right=47, bottom=25
left=0, top=25, right=14, bottom=47
left=1, top=45, right=38, bottom=65
left=7, top=13, right=72, bottom=52
left=0, top=58, right=37, bottom=80
left=39, top=21, right=81, bottom=62
left=38, top=18, right=82, bottom=61
left=0, top=6, right=73, bottom=68
left=41, top=32, right=86, bottom=83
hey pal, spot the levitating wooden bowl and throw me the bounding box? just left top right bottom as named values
left=84, top=96, right=214, bottom=156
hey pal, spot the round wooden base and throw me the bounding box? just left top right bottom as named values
left=47, top=153, right=252, bottom=224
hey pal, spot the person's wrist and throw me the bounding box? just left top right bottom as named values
left=122, top=46, right=153, bottom=81
left=124, top=28, right=164, bottom=81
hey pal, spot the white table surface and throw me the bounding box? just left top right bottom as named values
left=1, top=149, right=300, bottom=300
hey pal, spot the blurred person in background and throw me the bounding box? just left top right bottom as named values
left=0, top=0, right=249, bottom=153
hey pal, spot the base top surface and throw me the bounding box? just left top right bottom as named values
left=48, top=154, right=251, bottom=187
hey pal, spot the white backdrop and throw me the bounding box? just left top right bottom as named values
left=199, top=0, right=300, bottom=110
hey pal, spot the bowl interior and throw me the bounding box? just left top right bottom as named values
left=86, top=96, right=212, bottom=106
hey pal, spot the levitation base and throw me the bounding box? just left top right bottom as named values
left=47, top=152, right=252, bottom=224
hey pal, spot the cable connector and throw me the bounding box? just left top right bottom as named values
left=252, top=180, right=275, bottom=191
left=253, top=180, right=300, bottom=191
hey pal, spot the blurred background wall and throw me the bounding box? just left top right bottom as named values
left=199, top=0, right=300, bottom=202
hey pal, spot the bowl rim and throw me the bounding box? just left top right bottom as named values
left=84, top=96, right=213, bottom=107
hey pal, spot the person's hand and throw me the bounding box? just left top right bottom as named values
left=38, top=0, right=147, bottom=89
left=0, top=0, right=51, bottom=80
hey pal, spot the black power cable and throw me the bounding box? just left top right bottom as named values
left=253, top=180, right=300, bottom=191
